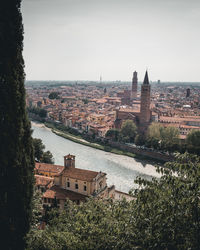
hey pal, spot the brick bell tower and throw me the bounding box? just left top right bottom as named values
left=64, top=154, right=75, bottom=168
left=131, top=71, right=138, bottom=99
left=140, top=71, right=151, bottom=128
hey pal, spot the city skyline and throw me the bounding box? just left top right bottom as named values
left=22, top=0, right=200, bottom=82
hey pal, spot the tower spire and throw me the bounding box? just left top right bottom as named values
left=140, top=71, right=151, bottom=130
left=143, top=70, right=149, bottom=85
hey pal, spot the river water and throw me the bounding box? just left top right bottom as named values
left=32, top=122, right=160, bottom=193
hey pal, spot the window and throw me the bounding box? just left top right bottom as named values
left=84, top=185, right=87, bottom=191
left=75, top=183, right=78, bottom=189
left=67, top=182, right=70, bottom=188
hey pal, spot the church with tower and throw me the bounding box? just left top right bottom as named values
left=114, top=70, right=152, bottom=133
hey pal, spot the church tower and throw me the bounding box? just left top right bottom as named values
left=132, top=71, right=138, bottom=99
left=140, top=71, right=151, bottom=127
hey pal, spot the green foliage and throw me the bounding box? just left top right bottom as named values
left=186, top=130, right=200, bottom=154
left=48, top=92, right=60, bottom=99
left=33, top=138, right=45, bottom=161
left=133, top=152, right=200, bottom=249
left=105, top=128, right=120, bottom=141
left=82, top=98, right=89, bottom=104
left=119, top=120, right=137, bottom=143
left=30, top=190, right=43, bottom=229
left=134, top=133, right=145, bottom=146
left=28, top=106, right=47, bottom=118
left=147, top=122, right=180, bottom=151
left=42, top=151, right=54, bottom=164
left=27, top=199, right=136, bottom=250
left=27, top=153, right=200, bottom=249
left=33, top=138, right=54, bottom=164
left=0, top=1, right=34, bottom=249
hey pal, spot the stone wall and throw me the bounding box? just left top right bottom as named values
left=108, top=141, right=174, bottom=162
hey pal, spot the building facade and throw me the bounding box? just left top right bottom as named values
left=35, top=154, right=117, bottom=209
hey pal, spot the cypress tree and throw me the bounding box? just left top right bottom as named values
left=0, top=1, right=34, bottom=249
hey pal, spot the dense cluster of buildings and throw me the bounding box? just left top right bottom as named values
left=26, top=71, right=200, bottom=140
left=28, top=72, right=200, bottom=208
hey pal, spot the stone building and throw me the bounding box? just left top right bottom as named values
left=35, top=154, right=116, bottom=209
left=114, top=71, right=152, bottom=133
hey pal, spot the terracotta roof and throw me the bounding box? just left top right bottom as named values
left=159, top=116, right=200, bottom=123
left=43, top=185, right=88, bottom=201
left=35, top=162, right=64, bottom=176
left=35, top=175, right=54, bottom=187
left=59, top=167, right=100, bottom=182
left=118, top=108, right=140, bottom=113
left=35, top=162, right=105, bottom=182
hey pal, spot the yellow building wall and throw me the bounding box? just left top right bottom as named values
left=37, top=170, right=55, bottom=178
left=61, top=177, right=92, bottom=195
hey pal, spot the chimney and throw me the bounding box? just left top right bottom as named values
left=64, top=154, right=75, bottom=168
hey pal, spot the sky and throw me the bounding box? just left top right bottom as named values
left=22, top=0, right=200, bottom=82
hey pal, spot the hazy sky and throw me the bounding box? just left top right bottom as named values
left=22, top=0, right=200, bottom=82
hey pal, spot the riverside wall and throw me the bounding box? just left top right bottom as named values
left=108, top=141, right=174, bottom=162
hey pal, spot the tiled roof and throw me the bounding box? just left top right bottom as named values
left=43, top=185, right=88, bottom=201
left=35, top=162, right=64, bottom=176
left=35, top=162, right=103, bottom=182
left=35, top=175, right=54, bottom=187
left=59, top=167, right=100, bottom=182
left=119, top=108, right=140, bottom=113
left=159, top=116, right=200, bottom=123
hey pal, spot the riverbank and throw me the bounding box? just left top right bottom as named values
left=44, top=123, right=138, bottom=158
left=32, top=123, right=161, bottom=193
left=32, top=120, right=165, bottom=164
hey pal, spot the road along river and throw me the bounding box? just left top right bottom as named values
left=32, top=122, right=160, bottom=193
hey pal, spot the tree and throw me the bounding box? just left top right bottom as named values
left=38, top=108, right=47, bottom=118
left=33, top=139, right=45, bottom=161
left=28, top=107, right=47, bottom=118
left=146, top=122, right=162, bottom=148
left=33, top=138, right=54, bottom=164
left=132, top=153, right=200, bottom=249
left=26, top=199, right=136, bottom=250
left=119, top=120, right=137, bottom=143
left=27, top=153, right=200, bottom=249
left=134, top=133, right=145, bottom=146
left=105, top=128, right=120, bottom=141
left=0, top=1, right=34, bottom=249
left=42, top=151, right=54, bottom=164
left=48, top=92, right=60, bottom=99
left=186, top=130, right=200, bottom=154
left=147, top=123, right=180, bottom=151
left=82, top=98, right=89, bottom=104
left=160, top=126, right=179, bottom=151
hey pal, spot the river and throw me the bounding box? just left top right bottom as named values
left=32, top=122, right=160, bottom=193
